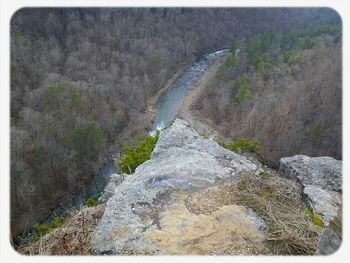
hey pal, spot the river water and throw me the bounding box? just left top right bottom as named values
left=151, top=49, right=228, bottom=133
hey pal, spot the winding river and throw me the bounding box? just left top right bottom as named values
left=151, top=49, right=228, bottom=132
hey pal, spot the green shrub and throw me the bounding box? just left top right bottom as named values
left=310, top=24, right=341, bottom=40
left=305, top=208, right=325, bottom=228
left=70, top=87, right=82, bottom=108
left=247, top=33, right=271, bottom=66
left=45, top=83, right=81, bottom=110
left=281, top=64, right=292, bottom=76
left=247, top=24, right=341, bottom=71
left=222, top=139, right=262, bottom=154
left=280, top=24, right=341, bottom=50
left=259, top=171, right=270, bottom=178
left=296, top=37, right=314, bottom=49
left=225, top=52, right=237, bottom=69
left=229, top=40, right=239, bottom=55
left=34, top=223, right=51, bottom=238
left=50, top=216, right=65, bottom=227
left=84, top=197, right=98, bottom=207
left=233, top=73, right=250, bottom=103
left=283, top=50, right=303, bottom=65
left=64, top=123, right=103, bottom=160
left=119, top=132, right=159, bottom=174
left=34, top=216, right=65, bottom=238
left=46, top=84, right=67, bottom=109
left=281, top=34, right=296, bottom=49
left=15, top=31, right=31, bottom=47
left=257, top=53, right=273, bottom=73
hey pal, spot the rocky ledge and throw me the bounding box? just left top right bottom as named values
left=279, top=155, right=342, bottom=254
left=92, top=119, right=342, bottom=255
left=280, top=155, right=342, bottom=223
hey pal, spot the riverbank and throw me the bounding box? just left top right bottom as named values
left=177, top=53, right=228, bottom=140
left=149, top=49, right=229, bottom=132
left=145, top=60, right=195, bottom=124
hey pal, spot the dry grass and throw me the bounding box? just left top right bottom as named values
left=17, top=204, right=105, bottom=255
left=185, top=182, right=237, bottom=215
left=185, top=171, right=322, bottom=255
left=232, top=171, right=322, bottom=255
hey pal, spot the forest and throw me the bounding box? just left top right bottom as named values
left=192, top=23, right=341, bottom=164
left=10, top=8, right=340, bottom=238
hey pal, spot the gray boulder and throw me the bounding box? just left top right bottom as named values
left=91, top=119, right=262, bottom=255
left=317, top=208, right=342, bottom=255
left=303, top=185, right=341, bottom=223
left=279, top=155, right=342, bottom=226
left=279, top=155, right=342, bottom=192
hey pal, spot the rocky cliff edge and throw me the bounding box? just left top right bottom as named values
left=92, top=119, right=342, bottom=255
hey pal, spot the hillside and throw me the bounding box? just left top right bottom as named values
left=187, top=25, right=342, bottom=165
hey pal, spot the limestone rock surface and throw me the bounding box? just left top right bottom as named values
left=91, top=119, right=263, bottom=255
left=98, top=173, right=127, bottom=203
left=303, top=185, right=341, bottom=223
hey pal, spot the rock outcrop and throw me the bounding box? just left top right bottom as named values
left=279, top=155, right=342, bottom=192
left=303, top=185, right=341, bottom=223
left=279, top=155, right=342, bottom=224
left=91, top=119, right=342, bottom=255
left=92, top=119, right=264, bottom=255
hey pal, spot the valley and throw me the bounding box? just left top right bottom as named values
left=10, top=8, right=342, bottom=256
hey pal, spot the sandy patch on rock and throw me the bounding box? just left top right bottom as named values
left=143, top=191, right=268, bottom=255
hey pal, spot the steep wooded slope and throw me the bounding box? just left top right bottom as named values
left=191, top=26, right=341, bottom=164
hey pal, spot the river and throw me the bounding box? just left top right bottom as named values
left=151, top=49, right=228, bottom=133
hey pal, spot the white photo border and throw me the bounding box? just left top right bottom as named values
left=1, top=1, right=348, bottom=263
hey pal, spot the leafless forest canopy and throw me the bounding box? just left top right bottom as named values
left=10, top=8, right=340, bottom=236
left=192, top=21, right=341, bottom=164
